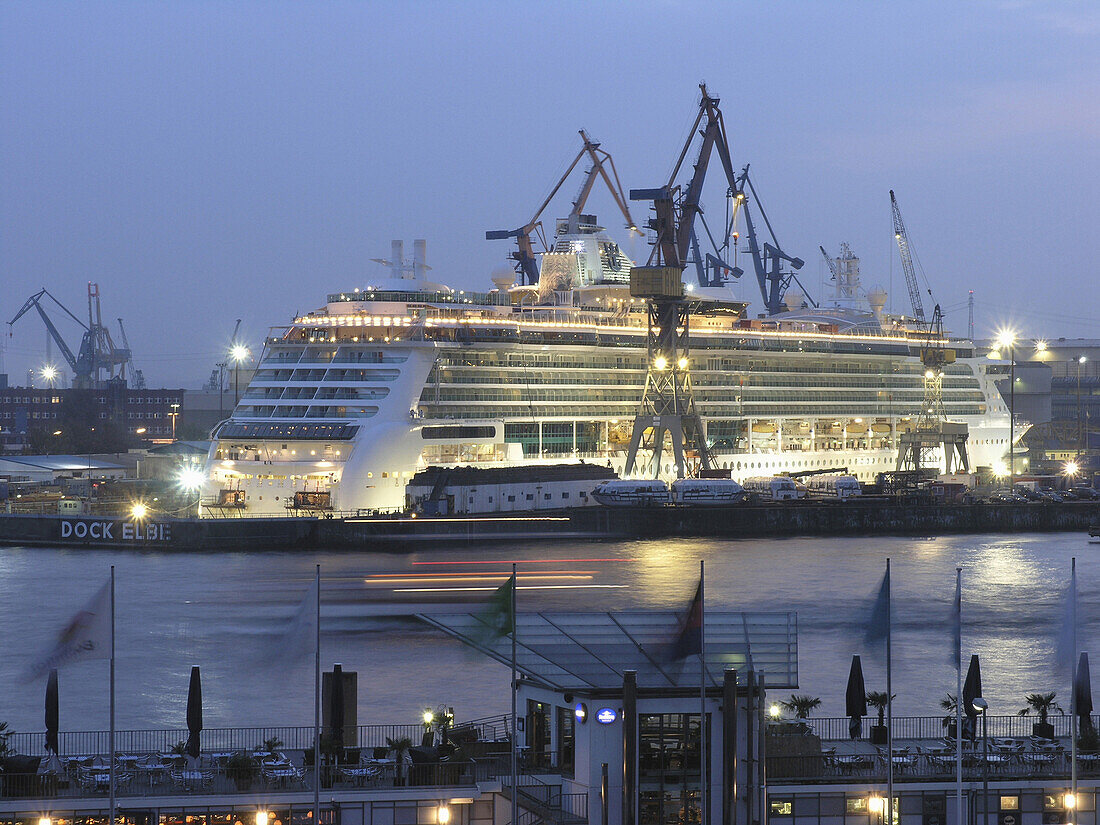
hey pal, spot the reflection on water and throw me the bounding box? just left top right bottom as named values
left=0, top=532, right=1094, bottom=732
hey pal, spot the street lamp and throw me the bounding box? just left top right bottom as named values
left=170, top=402, right=180, bottom=441
left=39, top=365, right=58, bottom=387
left=972, top=697, right=989, bottom=825
left=230, top=344, right=250, bottom=406
left=996, top=330, right=1017, bottom=489
left=1078, top=357, right=1087, bottom=454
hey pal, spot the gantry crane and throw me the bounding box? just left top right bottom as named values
left=889, top=190, right=928, bottom=322
left=8, top=284, right=131, bottom=389
left=623, top=85, right=743, bottom=478
left=486, top=130, right=637, bottom=285
left=896, top=305, right=970, bottom=475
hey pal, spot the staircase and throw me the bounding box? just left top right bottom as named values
left=501, top=774, right=588, bottom=825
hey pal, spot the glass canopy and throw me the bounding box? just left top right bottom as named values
left=416, top=610, right=797, bottom=691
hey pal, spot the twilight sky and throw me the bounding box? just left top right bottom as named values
left=2, top=0, right=1098, bottom=388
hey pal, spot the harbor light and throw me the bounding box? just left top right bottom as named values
left=130, top=503, right=148, bottom=520
left=436, top=806, right=451, bottom=825
left=1065, top=793, right=1077, bottom=810
left=1035, top=340, right=1048, bottom=352
left=678, top=357, right=689, bottom=370
left=423, top=709, right=435, bottom=725
left=39, top=818, right=51, bottom=825
left=256, top=812, right=269, bottom=825
left=995, top=329, right=1017, bottom=350
left=230, top=344, right=250, bottom=363
left=39, top=365, right=58, bottom=385
left=991, top=460, right=1009, bottom=479
left=177, top=466, right=205, bottom=491
left=768, top=703, right=781, bottom=719
left=1065, top=461, right=1079, bottom=477
left=654, top=355, right=668, bottom=371
left=868, top=796, right=885, bottom=815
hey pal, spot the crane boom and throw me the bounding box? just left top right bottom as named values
left=487, top=130, right=637, bottom=285
left=8, top=289, right=86, bottom=374
left=819, top=246, right=839, bottom=280
left=889, top=189, right=926, bottom=321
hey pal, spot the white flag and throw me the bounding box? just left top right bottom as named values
left=26, top=579, right=111, bottom=680
left=261, top=582, right=317, bottom=664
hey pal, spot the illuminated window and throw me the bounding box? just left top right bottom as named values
left=1000, top=797, right=1019, bottom=811
left=770, top=800, right=793, bottom=816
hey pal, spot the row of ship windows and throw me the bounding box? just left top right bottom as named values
left=431, top=375, right=983, bottom=393
left=425, top=388, right=988, bottom=404
left=261, top=350, right=409, bottom=365
left=252, top=369, right=400, bottom=382
left=419, top=404, right=990, bottom=419
left=242, top=388, right=390, bottom=401
left=434, top=352, right=974, bottom=377
left=234, top=405, right=379, bottom=419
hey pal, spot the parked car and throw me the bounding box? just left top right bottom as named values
left=990, top=491, right=1027, bottom=504
left=1013, top=486, right=1042, bottom=501
left=1070, top=486, right=1098, bottom=500
left=1038, top=490, right=1065, bottom=503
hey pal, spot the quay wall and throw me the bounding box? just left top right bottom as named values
left=0, top=502, right=1095, bottom=550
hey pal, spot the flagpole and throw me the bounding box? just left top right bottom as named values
left=109, top=564, right=116, bottom=825
left=314, top=564, right=321, bottom=824
left=511, top=563, right=518, bottom=825
left=955, top=568, right=963, bottom=825
left=885, top=559, right=893, bottom=825
left=700, top=559, right=707, bottom=825
left=1071, top=557, right=1078, bottom=818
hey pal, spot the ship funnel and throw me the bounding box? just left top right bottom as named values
left=391, top=241, right=405, bottom=280
left=868, top=287, right=888, bottom=321
left=413, top=239, right=430, bottom=280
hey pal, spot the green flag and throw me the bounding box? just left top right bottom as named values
left=479, top=574, right=515, bottom=638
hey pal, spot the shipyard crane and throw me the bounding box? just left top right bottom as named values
left=117, top=318, right=145, bottom=389
left=889, top=190, right=928, bottom=321
left=734, top=165, right=813, bottom=314
left=622, top=85, right=744, bottom=478
left=486, top=130, right=637, bottom=285
left=8, top=284, right=131, bottom=389
left=895, top=305, right=970, bottom=475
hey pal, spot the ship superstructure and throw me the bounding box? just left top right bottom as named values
left=201, top=233, right=1013, bottom=514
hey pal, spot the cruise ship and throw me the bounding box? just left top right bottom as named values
left=201, top=227, right=1015, bottom=515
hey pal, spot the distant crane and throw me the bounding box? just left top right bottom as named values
left=487, top=130, right=637, bottom=285
left=889, top=190, right=929, bottom=321
left=820, top=246, right=839, bottom=280
left=117, top=318, right=145, bottom=389
left=8, top=284, right=131, bottom=388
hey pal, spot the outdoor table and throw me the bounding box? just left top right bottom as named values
left=832, top=755, right=872, bottom=774
left=116, top=755, right=143, bottom=766
left=263, top=766, right=301, bottom=788
left=340, top=765, right=381, bottom=787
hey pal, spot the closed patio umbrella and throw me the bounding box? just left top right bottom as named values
left=329, top=663, right=345, bottom=755
left=962, top=654, right=982, bottom=739
left=45, top=669, right=59, bottom=755
left=846, top=655, right=867, bottom=739
left=1077, top=652, right=1094, bottom=735
left=185, top=666, right=203, bottom=760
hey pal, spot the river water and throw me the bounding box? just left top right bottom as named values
left=0, top=532, right=1096, bottom=734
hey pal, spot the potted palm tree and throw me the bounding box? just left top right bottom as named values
left=386, top=736, right=413, bottom=786
left=226, top=751, right=259, bottom=791
left=781, top=695, right=822, bottom=719
left=1019, top=692, right=1063, bottom=740
left=941, top=694, right=958, bottom=739
left=867, top=692, right=894, bottom=746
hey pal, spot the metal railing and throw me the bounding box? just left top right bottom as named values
left=802, top=715, right=1094, bottom=742
left=4, top=717, right=510, bottom=758
left=767, top=750, right=1100, bottom=785
left=0, top=759, right=498, bottom=801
